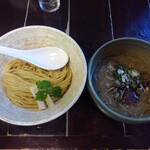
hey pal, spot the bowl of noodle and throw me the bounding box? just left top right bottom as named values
left=0, top=25, right=87, bottom=126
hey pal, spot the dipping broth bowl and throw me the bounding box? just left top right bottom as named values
left=88, top=38, right=150, bottom=123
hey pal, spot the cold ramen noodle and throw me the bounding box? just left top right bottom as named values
left=3, top=59, right=72, bottom=110
left=93, top=54, right=150, bottom=118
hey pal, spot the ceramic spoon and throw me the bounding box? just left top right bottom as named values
left=0, top=46, right=69, bottom=70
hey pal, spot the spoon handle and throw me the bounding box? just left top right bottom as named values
left=0, top=46, right=29, bottom=60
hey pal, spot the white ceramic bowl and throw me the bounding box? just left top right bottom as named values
left=0, top=26, right=87, bottom=126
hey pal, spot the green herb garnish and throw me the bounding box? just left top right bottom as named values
left=118, top=64, right=125, bottom=71
left=113, top=70, right=122, bottom=82
left=130, top=80, right=137, bottom=89
left=35, top=80, right=62, bottom=100
left=127, top=70, right=132, bottom=76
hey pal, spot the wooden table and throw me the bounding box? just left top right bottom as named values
left=0, top=0, right=150, bottom=149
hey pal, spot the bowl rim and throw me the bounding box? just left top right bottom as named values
left=0, top=25, right=87, bottom=126
left=88, top=37, right=150, bottom=123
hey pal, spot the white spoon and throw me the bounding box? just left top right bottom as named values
left=0, top=46, right=69, bottom=70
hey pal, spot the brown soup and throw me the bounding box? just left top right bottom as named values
left=93, top=51, right=150, bottom=118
